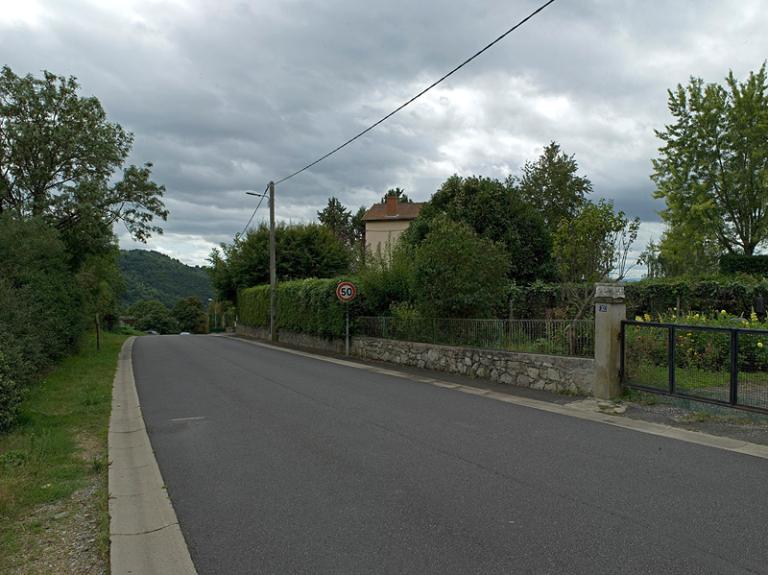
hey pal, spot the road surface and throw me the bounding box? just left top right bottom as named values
left=132, top=335, right=768, bottom=574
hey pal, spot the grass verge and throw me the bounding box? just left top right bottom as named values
left=0, top=331, right=129, bottom=574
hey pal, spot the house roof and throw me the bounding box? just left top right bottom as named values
left=362, top=201, right=425, bottom=222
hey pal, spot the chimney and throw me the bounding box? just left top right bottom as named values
left=385, top=194, right=398, bottom=216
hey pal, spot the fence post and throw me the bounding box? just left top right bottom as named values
left=593, top=283, right=626, bottom=400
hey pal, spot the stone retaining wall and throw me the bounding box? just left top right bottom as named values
left=236, top=325, right=347, bottom=354
left=353, top=336, right=593, bottom=395
left=235, top=326, right=594, bottom=395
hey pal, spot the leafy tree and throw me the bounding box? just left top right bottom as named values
left=411, top=216, right=509, bottom=318
left=0, top=66, right=167, bottom=256
left=317, top=197, right=351, bottom=243
left=517, top=141, right=592, bottom=228
left=553, top=200, right=639, bottom=318
left=637, top=239, right=664, bottom=279
left=173, top=297, right=207, bottom=333
left=404, top=175, right=553, bottom=282
left=382, top=187, right=411, bottom=203
left=129, top=300, right=178, bottom=334
left=209, top=223, right=351, bottom=301
left=77, top=244, right=124, bottom=348
left=554, top=200, right=639, bottom=283
left=350, top=206, right=367, bottom=268
left=656, top=224, right=721, bottom=277
left=652, top=64, right=768, bottom=256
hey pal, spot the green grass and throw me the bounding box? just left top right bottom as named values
left=0, top=331, right=128, bottom=571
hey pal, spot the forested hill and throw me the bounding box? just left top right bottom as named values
left=119, top=249, right=213, bottom=308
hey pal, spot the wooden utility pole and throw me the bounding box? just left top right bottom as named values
left=269, top=181, right=277, bottom=342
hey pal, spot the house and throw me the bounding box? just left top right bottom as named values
left=362, top=194, right=424, bottom=257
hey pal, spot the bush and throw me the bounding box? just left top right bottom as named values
left=411, top=217, right=509, bottom=318
left=624, top=277, right=768, bottom=318
left=240, top=278, right=361, bottom=338
left=0, top=216, right=85, bottom=430
left=173, top=297, right=207, bottom=333
left=129, top=300, right=179, bottom=334
left=719, top=254, right=768, bottom=276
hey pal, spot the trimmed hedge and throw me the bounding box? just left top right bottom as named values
left=508, top=278, right=768, bottom=319
left=624, top=278, right=768, bottom=317
left=719, top=254, right=768, bottom=276
left=240, top=278, right=364, bottom=338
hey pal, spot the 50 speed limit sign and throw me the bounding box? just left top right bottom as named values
left=336, top=281, right=357, bottom=303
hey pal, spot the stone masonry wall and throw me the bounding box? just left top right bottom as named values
left=236, top=325, right=347, bottom=354
left=353, top=336, right=594, bottom=395
left=235, top=326, right=594, bottom=395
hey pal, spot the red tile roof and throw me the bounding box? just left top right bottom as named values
left=362, top=201, right=425, bottom=222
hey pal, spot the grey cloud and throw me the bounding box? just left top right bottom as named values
left=2, top=0, right=766, bottom=264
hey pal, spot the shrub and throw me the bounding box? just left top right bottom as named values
left=0, top=216, right=85, bottom=430
left=719, top=254, right=768, bottom=276
left=173, top=297, right=207, bottom=333
left=129, top=300, right=179, bottom=334
left=240, top=278, right=360, bottom=338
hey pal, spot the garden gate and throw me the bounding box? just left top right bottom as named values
left=621, top=320, right=768, bottom=414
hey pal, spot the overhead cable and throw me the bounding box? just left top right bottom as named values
left=273, top=0, right=557, bottom=185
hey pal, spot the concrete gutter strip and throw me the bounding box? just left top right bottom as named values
left=109, top=337, right=198, bottom=575
left=226, top=335, right=768, bottom=462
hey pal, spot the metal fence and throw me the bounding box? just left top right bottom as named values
left=621, top=320, right=768, bottom=414
left=356, top=317, right=594, bottom=358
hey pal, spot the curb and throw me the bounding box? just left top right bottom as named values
left=109, top=337, right=198, bottom=575
left=226, top=335, right=768, bottom=461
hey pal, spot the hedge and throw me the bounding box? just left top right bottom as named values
left=719, top=254, right=768, bottom=276
left=239, top=278, right=364, bottom=338
left=0, top=216, right=86, bottom=430
left=624, top=278, right=768, bottom=318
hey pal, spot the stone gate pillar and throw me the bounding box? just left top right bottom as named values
left=593, top=283, right=626, bottom=400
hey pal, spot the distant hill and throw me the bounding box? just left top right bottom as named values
left=119, top=249, right=213, bottom=309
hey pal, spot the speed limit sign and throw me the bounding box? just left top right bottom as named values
left=336, top=281, right=357, bottom=303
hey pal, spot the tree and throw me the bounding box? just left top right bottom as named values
left=656, top=224, right=720, bottom=277
left=652, top=64, right=768, bottom=256
left=412, top=216, right=509, bottom=318
left=350, top=206, right=367, bottom=269
left=173, top=297, right=207, bottom=333
left=637, top=239, right=664, bottom=279
left=209, top=223, right=351, bottom=301
left=553, top=200, right=639, bottom=318
left=517, top=142, right=592, bottom=228
left=129, top=300, right=178, bottom=334
left=382, top=187, right=411, bottom=203
left=404, top=175, right=554, bottom=282
left=317, top=197, right=351, bottom=243
left=0, top=66, right=167, bottom=255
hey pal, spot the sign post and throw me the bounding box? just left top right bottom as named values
left=336, top=281, right=357, bottom=355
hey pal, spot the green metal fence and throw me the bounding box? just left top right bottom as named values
left=356, top=317, right=594, bottom=358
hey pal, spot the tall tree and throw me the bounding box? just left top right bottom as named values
left=553, top=200, right=639, bottom=319
left=411, top=216, right=509, bottom=318
left=652, top=64, right=768, bottom=256
left=517, top=142, right=592, bottom=228
left=317, top=197, right=351, bottom=243
left=0, top=66, right=167, bottom=256
left=404, top=175, right=554, bottom=282
left=209, top=223, right=351, bottom=302
left=350, top=205, right=367, bottom=268
left=382, top=187, right=411, bottom=203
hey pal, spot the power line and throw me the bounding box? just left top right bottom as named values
left=239, top=183, right=269, bottom=238
left=274, top=0, right=557, bottom=185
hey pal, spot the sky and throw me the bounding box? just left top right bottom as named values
left=2, top=0, right=766, bottom=276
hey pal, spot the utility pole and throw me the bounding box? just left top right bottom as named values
left=269, top=181, right=277, bottom=342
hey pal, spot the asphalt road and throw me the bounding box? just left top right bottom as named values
left=132, top=335, right=768, bottom=575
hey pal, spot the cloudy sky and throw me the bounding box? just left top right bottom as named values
left=2, top=0, right=766, bottom=273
